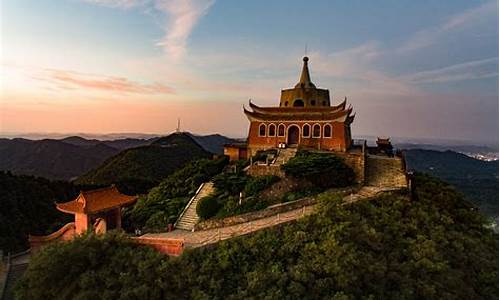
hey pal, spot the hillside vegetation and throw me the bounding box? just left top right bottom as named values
left=405, top=149, right=498, bottom=220
left=76, top=133, right=212, bottom=194
left=17, top=175, right=498, bottom=299
left=0, top=172, right=80, bottom=253
left=126, top=157, right=228, bottom=230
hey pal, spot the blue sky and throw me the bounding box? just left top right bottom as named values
left=1, top=0, right=498, bottom=143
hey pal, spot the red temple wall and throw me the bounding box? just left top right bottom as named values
left=247, top=121, right=350, bottom=154
left=75, top=213, right=90, bottom=234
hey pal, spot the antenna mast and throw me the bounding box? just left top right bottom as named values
left=176, top=118, right=181, bottom=133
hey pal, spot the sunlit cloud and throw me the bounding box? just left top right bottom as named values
left=81, top=0, right=215, bottom=59
left=35, top=68, right=175, bottom=95
left=155, top=0, right=215, bottom=59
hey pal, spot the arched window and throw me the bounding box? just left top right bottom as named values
left=293, top=99, right=304, bottom=107
left=284, top=101, right=289, bottom=107
left=278, top=124, right=285, bottom=137
left=302, top=124, right=310, bottom=137
left=259, top=124, right=266, bottom=137
left=268, top=124, right=276, bottom=137
left=324, top=124, right=332, bottom=138
left=311, top=100, right=316, bottom=106
left=313, top=124, right=321, bottom=138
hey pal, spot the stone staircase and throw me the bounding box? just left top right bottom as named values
left=272, top=148, right=297, bottom=165
left=175, top=182, right=214, bottom=231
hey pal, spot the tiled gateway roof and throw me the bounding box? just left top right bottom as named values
left=56, top=185, right=137, bottom=214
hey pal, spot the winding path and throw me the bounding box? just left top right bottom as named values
left=142, top=186, right=393, bottom=249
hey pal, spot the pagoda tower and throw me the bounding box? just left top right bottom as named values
left=240, top=56, right=354, bottom=156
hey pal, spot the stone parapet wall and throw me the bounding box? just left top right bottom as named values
left=194, top=197, right=317, bottom=231
left=365, top=155, right=407, bottom=188
left=29, top=222, right=76, bottom=252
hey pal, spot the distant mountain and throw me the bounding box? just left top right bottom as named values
left=404, top=149, right=499, bottom=220
left=0, top=138, right=120, bottom=180
left=0, top=132, right=234, bottom=181
left=61, top=136, right=156, bottom=150
left=186, top=133, right=239, bottom=154
left=75, top=133, right=212, bottom=194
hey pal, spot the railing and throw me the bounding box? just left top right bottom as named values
left=174, top=183, right=205, bottom=229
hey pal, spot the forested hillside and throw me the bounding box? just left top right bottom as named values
left=16, top=175, right=498, bottom=299
left=0, top=133, right=233, bottom=181
left=405, top=149, right=498, bottom=220
left=0, top=172, right=80, bottom=253
left=76, top=133, right=212, bottom=194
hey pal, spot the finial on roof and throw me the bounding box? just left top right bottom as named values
left=295, top=56, right=316, bottom=88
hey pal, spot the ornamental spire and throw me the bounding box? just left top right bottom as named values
left=295, top=56, right=316, bottom=89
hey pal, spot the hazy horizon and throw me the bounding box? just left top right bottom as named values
left=1, top=130, right=498, bottom=148
left=2, top=0, right=499, bottom=144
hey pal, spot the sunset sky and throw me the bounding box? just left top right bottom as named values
left=1, top=0, right=498, bottom=143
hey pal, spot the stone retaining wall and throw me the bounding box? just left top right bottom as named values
left=365, top=156, right=407, bottom=188
left=247, top=164, right=285, bottom=177
left=333, top=151, right=366, bottom=184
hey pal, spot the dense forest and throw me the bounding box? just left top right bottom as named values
left=16, top=175, right=498, bottom=299
left=404, top=149, right=499, bottom=220
left=0, top=172, right=80, bottom=253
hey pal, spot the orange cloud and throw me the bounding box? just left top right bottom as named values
left=37, top=69, right=175, bottom=95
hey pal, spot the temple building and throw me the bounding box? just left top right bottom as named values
left=225, top=56, right=355, bottom=160
left=55, top=185, right=137, bottom=234
left=29, top=185, right=137, bottom=250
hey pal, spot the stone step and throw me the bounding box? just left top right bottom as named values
left=175, top=182, right=215, bottom=231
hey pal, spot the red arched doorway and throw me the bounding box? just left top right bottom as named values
left=287, top=125, right=300, bottom=146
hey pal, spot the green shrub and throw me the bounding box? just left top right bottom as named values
left=197, top=195, right=221, bottom=220
left=282, top=151, right=355, bottom=188
left=213, top=172, right=248, bottom=195
left=243, top=175, right=280, bottom=197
